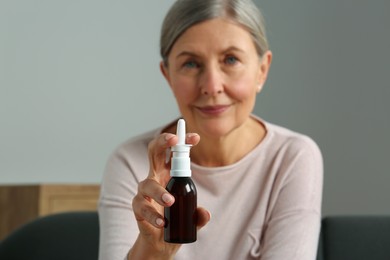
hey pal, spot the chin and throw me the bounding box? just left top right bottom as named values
left=196, top=119, right=237, bottom=138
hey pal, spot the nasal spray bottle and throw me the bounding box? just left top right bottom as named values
left=164, top=119, right=197, bottom=243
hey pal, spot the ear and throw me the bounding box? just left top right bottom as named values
left=160, top=61, right=171, bottom=84
left=256, top=50, right=273, bottom=93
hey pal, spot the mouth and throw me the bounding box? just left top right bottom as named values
left=196, top=105, right=231, bottom=116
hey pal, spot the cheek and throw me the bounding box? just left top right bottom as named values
left=170, top=77, right=198, bottom=104
left=228, top=78, right=258, bottom=101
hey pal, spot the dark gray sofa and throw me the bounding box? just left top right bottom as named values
left=0, top=212, right=389, bottom=260
left=317, top=216, right=390, bottom=260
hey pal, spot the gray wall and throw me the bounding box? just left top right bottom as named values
left=256, top=1, right=390, bottom=215
left=1, top=0, right=178, bottom=183
left=1, top=1, right=389, bottom=216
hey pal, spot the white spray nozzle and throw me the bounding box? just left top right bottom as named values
left=176, top=119, right=186, bottom=145
left=170, top=119, right=192, bottom=177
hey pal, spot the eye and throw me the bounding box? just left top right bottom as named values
left=183, top=60, right=199, bottom=69
left=225, top=56, right=239, bottom=65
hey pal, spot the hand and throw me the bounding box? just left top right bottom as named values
left=130, top=132, right=211, bottom=258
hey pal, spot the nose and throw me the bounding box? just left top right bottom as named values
left=199, top=66, right=224, bottom=96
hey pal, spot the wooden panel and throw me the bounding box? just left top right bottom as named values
left=38, top=185, right=100, bottom=215
left=0, top=186, right=39, bottom=240
left=0, top=184, right=100, bottom=240
left=47, top=195, right=99, bottom=213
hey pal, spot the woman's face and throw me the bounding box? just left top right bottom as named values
left=161, top=18, right=272, bottom=138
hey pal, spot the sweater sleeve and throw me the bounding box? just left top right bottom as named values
left=98, top=143, right=147, bottom=260
left=260, top=136, right=323, bottom=260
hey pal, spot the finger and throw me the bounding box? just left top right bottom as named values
left=147, top=133, right=177, bottom=167
left=196, top=207, right=211, bottom=230
left=148, top=133, right=177, bottom=178
left=138, top=178, right=175, bottom=207
left=165, top=133, right=199, bottom=166
left=154, top=133, right=177, bottom=153
left=185, top=133, right=200, bottom=146
left=132, top=194, right=165, bottom=228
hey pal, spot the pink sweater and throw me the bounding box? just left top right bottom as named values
left=98, top=117, right=323, bottom=260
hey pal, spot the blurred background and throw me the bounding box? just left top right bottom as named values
left=1, top=0, right=389, bottom=216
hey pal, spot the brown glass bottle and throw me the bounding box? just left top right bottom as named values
left=164, top=177, right=197, bottom=243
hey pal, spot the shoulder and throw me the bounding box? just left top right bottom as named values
left=261, top=120, right=323, bottom=194
left=264, top=120, right=322, bottom=162
left=100, top=126, right=166, bottom=200
left=113, top=129, right=156, bottom=160
left=254, top=118, right=323, bottom=180
left=101, top=127, right=162, bottom=187
left=107, top=128, right=159, bottom=171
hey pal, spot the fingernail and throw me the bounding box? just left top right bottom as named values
left=165, top=148, right=171, bottom=164
left=165, top=134, right=175, bottom=141
left=207, top=211, right=212, bottom=220
left=156, top=218, right=164, bottom=227
left=162, top=193, right=174, bottom=204
left=186, top=133, right=199, bottom=140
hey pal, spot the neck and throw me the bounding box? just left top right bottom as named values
left=190, top=117, right=266, bottom=167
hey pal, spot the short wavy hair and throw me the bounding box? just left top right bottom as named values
left=160, top=0, right=269, bottom=66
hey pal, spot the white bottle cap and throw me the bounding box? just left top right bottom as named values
left=170, top=119, right=192, bottom=177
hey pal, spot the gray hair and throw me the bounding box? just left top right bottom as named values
left=160, top=0, right=269, bottom=66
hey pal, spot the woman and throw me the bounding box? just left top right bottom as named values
left=99, top=0, right=323, bottom=259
